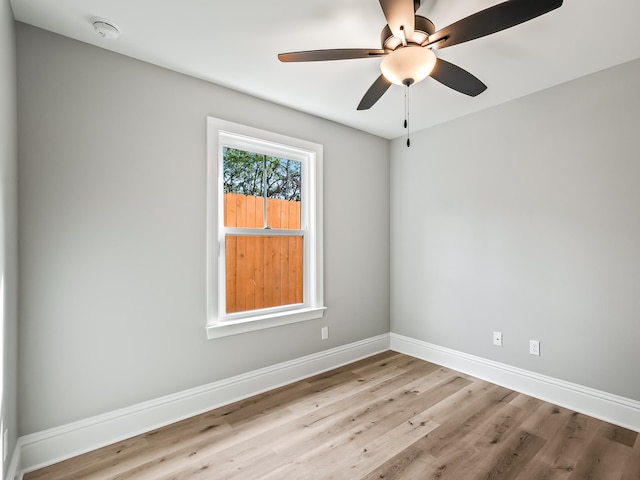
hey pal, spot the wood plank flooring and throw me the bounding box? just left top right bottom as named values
left=24, top=352, right=640, bottom=479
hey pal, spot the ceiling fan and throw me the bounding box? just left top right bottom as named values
left=278, top=0, right=563, bottom=111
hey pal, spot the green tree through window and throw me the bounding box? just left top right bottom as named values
left=223, top=148, right=301, bottom=201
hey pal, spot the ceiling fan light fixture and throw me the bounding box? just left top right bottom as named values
left=380, top=46, right=436, bottom=86
left=278, top=0, right=563, bottom=110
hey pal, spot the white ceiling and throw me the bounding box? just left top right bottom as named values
left=10, top=0, right=640, bottom=139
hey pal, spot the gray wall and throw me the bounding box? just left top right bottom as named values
left=391, top=58, right=640, bottom=401
left=1, top=0, right=18, bottom=476
left=17, top=23, right=390, bottom=435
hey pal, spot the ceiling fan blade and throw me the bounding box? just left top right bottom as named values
left=429, top=58, right=487, bottom=96
left=278, top=49, right=387, bottom=62
left=379, top=0, right=416, bottom=39
left=426, top=0, right=562, bottom=50
left=357, top=74, right=392, bottom=110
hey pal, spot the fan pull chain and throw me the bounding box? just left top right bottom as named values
left=404, top=83, right=411, bottom=147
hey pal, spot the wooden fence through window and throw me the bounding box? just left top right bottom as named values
left=224, top=193, right=303, bottom=313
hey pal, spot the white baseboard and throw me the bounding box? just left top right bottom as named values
left=15, top=331, right=638, bottom=479
left=15, top=334, right=390, bottom=479
left=390, top=333, right=640, bottom=432
left=7, top=441, right=22, bottom=480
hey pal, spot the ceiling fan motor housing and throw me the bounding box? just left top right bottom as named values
left=381, top=16, right=435, bottom=51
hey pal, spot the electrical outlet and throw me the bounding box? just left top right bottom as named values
left=493, top=331, right=503, bottom=346
left=321, top=326, right=329, bottom=340
left=529, top=340, right=540, bottom=356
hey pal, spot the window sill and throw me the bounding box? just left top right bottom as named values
left=206, top=306, right=327, bottom=339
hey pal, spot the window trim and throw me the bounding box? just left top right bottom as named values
left=206, top=117, right=325, bottom=339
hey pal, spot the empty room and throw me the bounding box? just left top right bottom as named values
left=2, top=0, right=640, bottom=478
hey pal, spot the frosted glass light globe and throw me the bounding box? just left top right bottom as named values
left=380, top=46, right=437, bottom=86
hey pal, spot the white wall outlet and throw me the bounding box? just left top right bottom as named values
left=321, top=326, right=329, bottom=340
left=493, top=331, right=503, bottom=346
left=529, top=339, right=540, bottom=356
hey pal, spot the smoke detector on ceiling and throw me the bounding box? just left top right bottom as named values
left=91, top=18, right=120, bottom=39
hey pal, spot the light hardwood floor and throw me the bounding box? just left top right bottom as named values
left=25, top=352, right=640, bottom=479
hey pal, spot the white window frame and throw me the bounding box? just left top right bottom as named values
left=206, top=117, right=325, bottom=339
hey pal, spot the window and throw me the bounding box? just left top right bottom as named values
left=207, top=117, right=325, bottom=338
